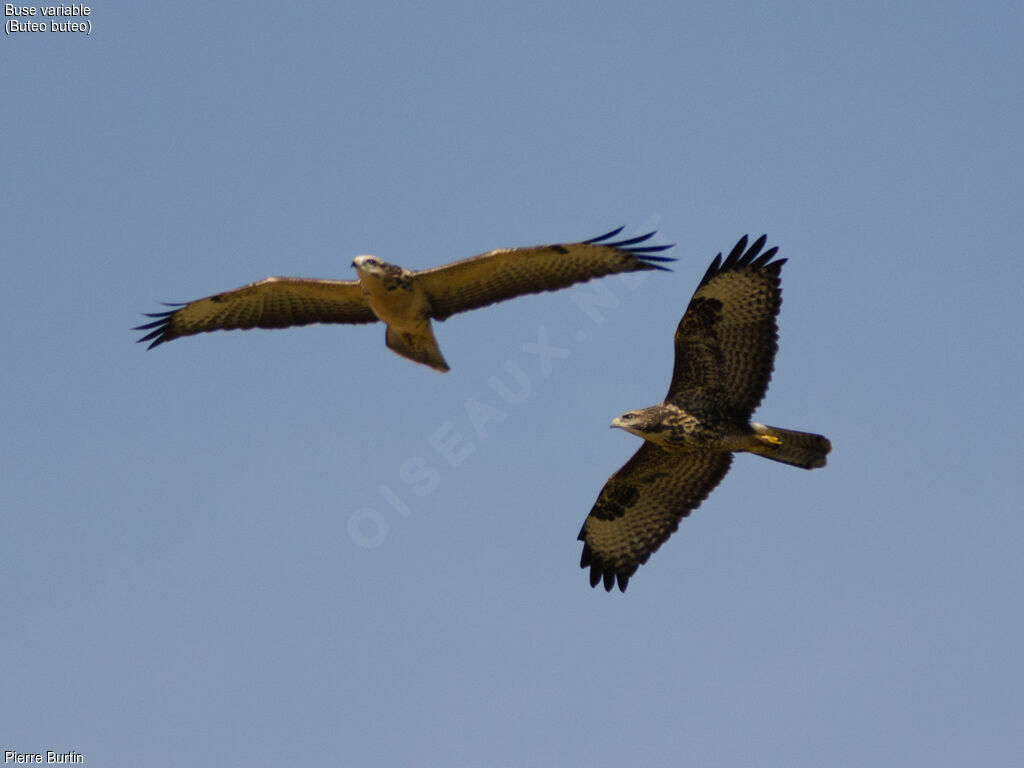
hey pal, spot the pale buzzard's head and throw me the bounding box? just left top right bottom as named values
left=351, top=255, right=390, bottom=277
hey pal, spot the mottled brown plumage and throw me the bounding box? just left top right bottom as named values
left=578, top=234, right=832, bottom=592
left=135, top=228, right=673, bottom=371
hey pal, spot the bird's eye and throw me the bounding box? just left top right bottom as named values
left=622, top=413, right=634, bottom=421
left=365, top=258, right=378, bottom=267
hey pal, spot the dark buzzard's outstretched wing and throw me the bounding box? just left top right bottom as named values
left=416, top=228, right=675, bottom=321
left=135, top=277, right=377, bottom=349
left=666, top=234, right=785, bottom=417
left=578, top=444, right=733, bottom=592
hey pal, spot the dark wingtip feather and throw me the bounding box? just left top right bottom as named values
left=579, top=538, right=592, bottom=564
left=603, top=230, right=657, bottom=250
left=723, top=234, right=749, bottom=267
left=746, top=234, right=768, bottom=260
left=579, top=539, right=632, bottom=593
left=136, top=325, right=170, bottom=349
left=606, top=231, right=656, bottom=248
left=699, top=234, right=783, bottom=287
left=602, top=229, right=678, bottom=270
left=630, top=253, right=675, bottom=261
left=751, top=246, right=779, bottom=267
left=584, top=228, right=676, bottom=264
left=698, top=254, right=724, bottom=287
left=583, top=226, right=625, bottom=244
left=627, top=244, right=675, bottom=255
left=133, top=312, right=174, bottom=330
left=134, top=304, right=183, bottom=349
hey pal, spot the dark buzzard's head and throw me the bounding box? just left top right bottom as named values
left=611, top=405, right=679, bottom=445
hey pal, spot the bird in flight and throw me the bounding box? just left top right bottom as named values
left=577, top=234, right=832, bottom=592
left=135, top=228, right=673, bottom=371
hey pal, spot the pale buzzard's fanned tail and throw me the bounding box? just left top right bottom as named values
left=384, top=324, right=450, bottom=372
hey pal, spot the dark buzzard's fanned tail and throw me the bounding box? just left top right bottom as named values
left=748, top=423, right=832, bottom=469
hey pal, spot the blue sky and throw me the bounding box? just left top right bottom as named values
left=3, top=1, right=1022, bottom=765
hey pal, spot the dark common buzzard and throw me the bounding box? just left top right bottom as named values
left=578, top=234, right=831, bottom=592
left=136, top=228, right=673, bottom=372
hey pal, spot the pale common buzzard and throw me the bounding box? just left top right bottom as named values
left=136, top=228, right=673, bottom=372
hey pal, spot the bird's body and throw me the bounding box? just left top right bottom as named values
left=136, top=228, right=674, bottom=372
left=611, top=402, right=827, bottom=465
left=350, top=255, right=448, bottom=370
left=577, top=234, right=831, bottom=592
left=612, top=402, right=746, bottom=451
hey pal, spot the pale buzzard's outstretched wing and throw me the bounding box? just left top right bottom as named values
left=135, top=277, right=377, bottom=349
left=666, top=234, right=785, bottom=416
left=416, top=228, right=674, bottom=321
left=578, top=444, right=733, bottom=592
